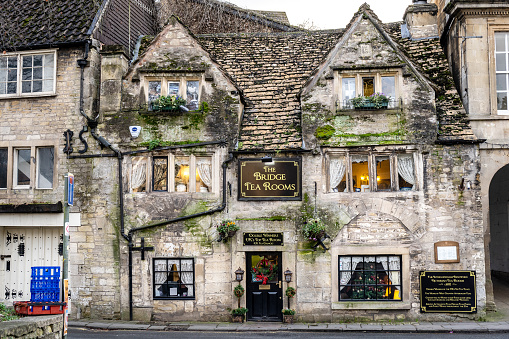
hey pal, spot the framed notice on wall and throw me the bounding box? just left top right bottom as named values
left=238, top=158, right=301, bottom=201
left=434, top=241, right=460, bottom=263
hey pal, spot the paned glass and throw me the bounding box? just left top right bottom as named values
left=342, top=78, right=356, bottom=108
left=148, top=81, right=161, bottom=104
left=375, top=156, right=391, bottom=191
left=175, top=156, right=190, bottom=192
left=37, top=147, right=54, bottom=189
left=16, top=149, right=31, bottom=186
left=168, top=81, right=180, bottom=96
left=497, top=74, right=507, bottom=91
left=362, top=77, right=374, bottom=96
left=186, top=80, right=199, bottom=110
left=351, top=155, right=369, bottom=192
left=498, top=92, right=508, bottom=110
left=496, top=33, right=506, bottom=52
left=154, top=258, right=194, bottom=299
left=496, top=53, right=507, bottom=72
left=0, top=148, right=7, bottom=188
left=152, top=157, right=168, bottom=191
left=195, top=157, right=212, bottom=192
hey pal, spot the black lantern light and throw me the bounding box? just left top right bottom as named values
left=284, top=268, right=293, bottom=283
left=235, top=267, right=245, bottom=282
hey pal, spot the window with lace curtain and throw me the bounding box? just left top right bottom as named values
left=339, top=255, right=402, bottom=301
left=153, top=258, right=195, bottom=299
left=130, top=154, right=213, bottom=193
left=328, top=152, right=415, bottom=192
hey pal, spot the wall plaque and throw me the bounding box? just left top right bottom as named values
left=238, top=158, right=301, bottom=201
left=420, top=271, right=476, bottom=313
left=434, top=241, right=460, bottom=263
left=243, top=233, right=284, bottom=246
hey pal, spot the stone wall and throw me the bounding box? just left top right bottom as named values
left=0, top=315, right=63, bottom=339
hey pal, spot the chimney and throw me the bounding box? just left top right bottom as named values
left=100, top=45, right=129, bottom=115
left=403, top=0, right=439, bottom=39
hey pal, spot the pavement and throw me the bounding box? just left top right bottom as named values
left=68, top=277, right=509, bottom=333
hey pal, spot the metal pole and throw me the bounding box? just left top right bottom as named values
left=63, top=174, right=70, bottom=338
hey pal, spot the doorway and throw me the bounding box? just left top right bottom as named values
left=246, top=252, right=283, bottom=321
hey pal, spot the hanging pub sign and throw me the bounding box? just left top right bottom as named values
left=238, top=158, right=301, bottom=201
left=420, top=271, right=476, bottom=313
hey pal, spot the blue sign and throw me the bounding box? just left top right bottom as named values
left=68, top=173, right=74, bottom=206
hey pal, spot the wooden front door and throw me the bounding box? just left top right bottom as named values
left=246, top=252, right=282, bottom=321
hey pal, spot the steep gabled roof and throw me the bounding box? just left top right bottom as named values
left=199, top=30, right=343, bottom=150
left=0, top=0, right=102, bottom=51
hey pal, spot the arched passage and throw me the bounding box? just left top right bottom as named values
left=489, top=164, right=509, bottom=279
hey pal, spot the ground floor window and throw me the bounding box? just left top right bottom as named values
left=339, top=255, right=402, bottom=301
left=153, top=258, right=194, bottom=299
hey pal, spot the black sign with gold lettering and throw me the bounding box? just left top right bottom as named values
left=420, top=271, right=476, bottom=313
left=243, top=233, right=284, bottom=246
left=238, top=158, right=301, bottom=201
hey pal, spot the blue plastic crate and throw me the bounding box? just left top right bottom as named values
left=30, top=278, right=60, bottom=290
left=30, top=289, right=60, bottom=302
left=31, top=266, right=60, bottom=278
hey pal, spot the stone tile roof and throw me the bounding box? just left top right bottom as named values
left=0, top=0, right=101, bottom=51
left=252, top=10, right=291, bottom=26
left=385, top=22, right=478, bottom=143
left=199, top=31, right=343, bottom=150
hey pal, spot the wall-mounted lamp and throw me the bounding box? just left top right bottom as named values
left=284, top=268, right=293, bottom=283
left=261, top=156, right=273, bottom=163
left=235, top=267, right=245, bottom=282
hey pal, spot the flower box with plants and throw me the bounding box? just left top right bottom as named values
left=282, top=308, right=296, bottom=323
left=302, top=217, right=327, bottom=241
left=216, top=219, right=239, bottom=243
left=230, top=307, right=248, bottom=322
left=150, top=95, right=187, bottom=111
left=351, top=93, right=390, bottom=109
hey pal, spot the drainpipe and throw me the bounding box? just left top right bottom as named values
left=77, top=40, right=93, bottom=122
left=126, top=153, right=233, bottom=320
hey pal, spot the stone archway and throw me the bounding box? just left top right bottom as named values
left=489, top=164, right=509, bottom=282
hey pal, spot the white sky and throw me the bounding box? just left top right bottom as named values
left=225, top=0, right=413, bottom=30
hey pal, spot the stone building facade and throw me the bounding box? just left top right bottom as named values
left=429, top=0, right=509, bottom=311
left=0, top=0, right=494, bottom=323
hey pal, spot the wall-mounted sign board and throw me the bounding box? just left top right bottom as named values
left=434, top=241, right=460, bottom=263
left=238, top=158, right=301, bottom=201
left=420, top=270, right=476, bottom=313
left=243, top=232, right=284, bottom=246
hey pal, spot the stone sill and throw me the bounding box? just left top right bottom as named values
left=468, top=115, right=509, bottom=121
left=332, top=301, right=412, bottom=310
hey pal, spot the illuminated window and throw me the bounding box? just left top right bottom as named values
left=328, top=152, right=415, bottom=193
left=153, top=258, right=195, bottom=299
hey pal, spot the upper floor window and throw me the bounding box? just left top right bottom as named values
left=130, top=153, right=213, bottom=193
left=146, top=77, right=200, bottom=111
left=328, top=151, right=415, bottom=193
left=0, top=51, right=56, bottom=97
left=338, top=71, right=399, bottom=110
left=0, top=145, right=55, bottom=190
left=496, top=32, right=509, bottom=115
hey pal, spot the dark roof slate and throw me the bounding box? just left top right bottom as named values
left=199, top=31, right=343, bottom=150
left=0, top=0, right=101, bottom=51
left=384, top=22, right=477, bottom=143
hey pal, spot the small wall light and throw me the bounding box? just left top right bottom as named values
left=261, top=156, right=273, bottom=163
left=235, top=267, right=245, bottom=282
left=284, top=268, right=293, bottom=283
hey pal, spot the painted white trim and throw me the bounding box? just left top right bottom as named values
left=0, top=212, right=81, bottom=227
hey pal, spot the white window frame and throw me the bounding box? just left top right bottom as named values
left=0, top=49, right=57, bottom=98
left=144, top=76, right=201, bottom=108
left=129, top=152, right=216, bottom=194
left=0, top=143, right=57, bottom=191
left=336, top=70, right=401, bottom=109
left=495, top=31, right=509, bottom=115
left=35, top=147, right=55, bottom=190
left=326, top=149, right=418, bottom=193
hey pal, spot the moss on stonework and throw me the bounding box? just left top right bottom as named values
left=315, top=125, right=335, bottom=140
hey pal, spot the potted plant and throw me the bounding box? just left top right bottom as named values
left=216, top=219, right=239, bottom=243
left=302, top=217, right=326, bottom=241
left=351, top=92, right=390, bottom=109
left=281, top=308, right=295, bottom=323
left=150, top=94, right=187, bottom=111
left=234, top=284, right=244, bottom=308
left=230, top=307, right=248, bottom=322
